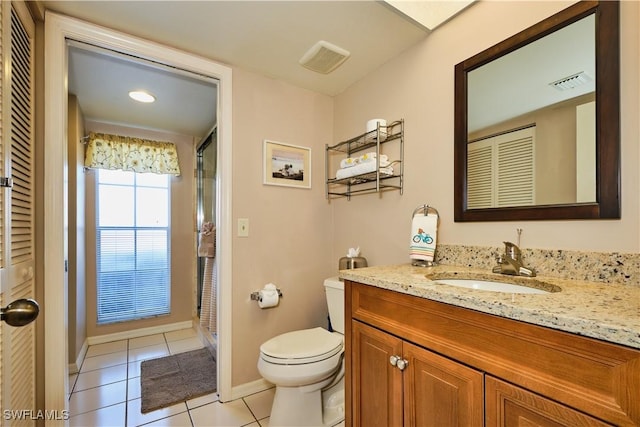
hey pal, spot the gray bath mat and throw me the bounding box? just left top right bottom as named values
left=140, top=347, right=217, bottom=413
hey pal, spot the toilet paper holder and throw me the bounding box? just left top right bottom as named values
left=250, top=288, right=283, bottom=302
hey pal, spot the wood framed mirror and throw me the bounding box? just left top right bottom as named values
left=454, top=0, right=619, bottom=221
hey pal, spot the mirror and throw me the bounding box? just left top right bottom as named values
left=454, top=1, right=619, bottom=221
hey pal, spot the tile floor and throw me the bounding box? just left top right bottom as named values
left=68, top=328, right=275, bottom=427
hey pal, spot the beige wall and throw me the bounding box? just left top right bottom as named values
left=332, top=0, right=640, bottom=262
left=83, top=122, right=197, bottom=337
left=68, top=95, right=87, bottom=365
left=231, top=68, right=335, bottom=385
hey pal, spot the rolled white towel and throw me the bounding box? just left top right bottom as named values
left=335, top=162, right=394, bottom=180
left=379, top=166, right=394, bottom=175
left=359, top=152, right=388, bottom=164
left=340, top=157, right=359, bottom=169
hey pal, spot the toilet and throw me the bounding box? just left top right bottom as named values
left=258, top=277, right=345, bottom=426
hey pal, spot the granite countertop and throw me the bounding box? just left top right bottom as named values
left=339, top=264, right=640, bottom=350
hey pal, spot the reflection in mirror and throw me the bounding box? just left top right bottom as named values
left=454, top=0, right=620, bottom=221
left=467, top=15, right=595, bottom=209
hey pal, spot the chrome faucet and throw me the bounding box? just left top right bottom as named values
left=492, top=241, right=536, bottom=277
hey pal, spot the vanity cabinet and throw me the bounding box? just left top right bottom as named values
left=325, top=119, right=403, bottom=200
left=352, top=320, right=483, bottom=426
left=344, top=280, right=640, bottom=427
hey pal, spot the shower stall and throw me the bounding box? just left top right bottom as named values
left=196, top=129, right=217, bottom=333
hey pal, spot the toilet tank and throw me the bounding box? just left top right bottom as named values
left=324, top=277, right=345, bottom=334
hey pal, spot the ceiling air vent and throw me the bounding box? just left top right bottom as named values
left=549, top=71, right=592, bottom=91
left=299, top=40, right=350, bottom=74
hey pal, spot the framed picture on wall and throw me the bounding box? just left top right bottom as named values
left=263, top=140, right=311, bottom=189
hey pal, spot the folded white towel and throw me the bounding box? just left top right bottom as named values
left=359, top=152, right=388, bottom=164
left=335, top=162, right=393, bottom=180
left=409, top=213, right=438, bottom=262
left=340, top=157, right=359, bottom=169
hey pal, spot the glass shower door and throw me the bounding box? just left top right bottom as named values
left=197, top=131, right=217, bottom=316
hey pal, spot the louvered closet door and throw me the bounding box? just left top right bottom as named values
left=0, top=2, right=36, bottom=425
left=467, top=127, right=535, bottom=209
left=495, top=130, right=535, bottom=207
left=467, top=140, right=494, bottom=209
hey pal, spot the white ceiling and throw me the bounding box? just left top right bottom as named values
left=468, top=13, right=595, bottom=133
left=67, top=43, right=219, bottom=138
left=44, top=1, right=467, bottom=139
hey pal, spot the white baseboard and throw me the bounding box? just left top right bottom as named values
left=68, top=339, right=89, bottom=374
left=87, top=320, right=194, bottom=346
left=228, top=379, right=274, bottom=402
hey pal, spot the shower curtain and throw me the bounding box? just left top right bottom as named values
left=198, top=222, right=217, bottom=333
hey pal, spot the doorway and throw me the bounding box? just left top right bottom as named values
left=43, top=12, right=234, bottom=414
left=66, top=39, right=217, bottom=343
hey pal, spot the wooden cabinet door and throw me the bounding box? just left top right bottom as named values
left=352, top=320, right=403, bottom=427
left=486, top=376, right=613, bottom=427
left=403, top=341, right=484, bottom=427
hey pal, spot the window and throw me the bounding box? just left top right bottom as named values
left=96, top=169, right=171, bottom=324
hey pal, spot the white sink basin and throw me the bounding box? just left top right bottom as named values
left=435, top=279, right=550, bottom=294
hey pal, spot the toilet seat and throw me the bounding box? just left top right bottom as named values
left=260, top=327, right=343, bottom=365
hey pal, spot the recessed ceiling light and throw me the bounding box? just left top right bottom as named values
left=128, top=90, right=156, bottom=103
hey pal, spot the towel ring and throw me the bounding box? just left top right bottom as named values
left=412, top=204, right=439, bottom=220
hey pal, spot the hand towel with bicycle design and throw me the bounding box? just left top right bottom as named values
left=409, top=207, right=438, bottom=263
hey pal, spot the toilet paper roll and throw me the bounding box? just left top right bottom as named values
left=258, top=291, right=279, bottom=308
left=258, top=284, right=280, bottom=308
left=366, top=118, right=386, bottom=132
left=366, top=119, right=387, bottom=141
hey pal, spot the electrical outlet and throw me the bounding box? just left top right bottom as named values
left=238, top=218, right=249, bottom=237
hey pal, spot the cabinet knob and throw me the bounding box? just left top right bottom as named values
left=389, top=355, right=400, bottom=367
left=396, top=358, right=409, bottom=371
left=390, top=355, right=408, bottom=370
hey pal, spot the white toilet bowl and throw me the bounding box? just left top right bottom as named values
left=258, top=327, right=345, bottom=426
left=258, top=278, right=346, bottom=426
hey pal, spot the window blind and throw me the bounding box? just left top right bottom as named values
left=96, top=169, right=171, bottom=324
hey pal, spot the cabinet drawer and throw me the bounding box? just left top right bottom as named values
left=348, top=281, right=640, bottom=426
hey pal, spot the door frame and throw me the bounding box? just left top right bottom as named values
left=43, top=12, right=234, bottom=414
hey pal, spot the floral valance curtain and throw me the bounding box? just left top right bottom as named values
left=84, top=132, right=181, bottom=176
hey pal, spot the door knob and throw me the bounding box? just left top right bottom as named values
left=1, top=298, right=39, bottom=327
